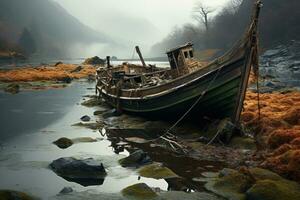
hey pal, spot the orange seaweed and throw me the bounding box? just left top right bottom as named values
left=0, top=64, right=96, bottom=82
left=243, top=90, right=300, bottom=182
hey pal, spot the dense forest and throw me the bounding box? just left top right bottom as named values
left=0, top=0, right=111, bottom=58
left=150, top=0, right=300, bottom=57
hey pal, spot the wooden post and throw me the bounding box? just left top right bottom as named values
left=135, top=46, right=146, bottom=67
left=106, top=56, right=111, bottom=68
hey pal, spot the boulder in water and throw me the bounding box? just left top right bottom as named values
left=49, top=157, right=107, bottom=186
left=119, top=149, right=152, bottom=167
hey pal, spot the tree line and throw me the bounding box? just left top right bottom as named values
left=150, top=0, right=300, bottom=57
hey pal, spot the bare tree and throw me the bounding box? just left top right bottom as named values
left=193, top=2, right=215, bottom=32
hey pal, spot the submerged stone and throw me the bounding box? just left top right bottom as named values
left=53, top=137, right=97, bottom=149
left=53, top=137, right=73, bottom=149
left=80, top=115, right=91, bottom=122
left=122, top=183, right=157, bottom=199
left=49, top=157, right=106, bottom=186
left=138, top=163, right=179, bottom=179
left=59, top=187, right=73, bottom=195
left=119, top=150, right=152, bottom=167
left=4, top=83, right=20, bottom=94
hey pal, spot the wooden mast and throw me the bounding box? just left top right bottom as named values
left=135, top=46, right=147, bottom=68
left=233, top=0, right=263, bottom=125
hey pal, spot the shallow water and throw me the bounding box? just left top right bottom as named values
left=0, top=80, right=222, bottom=199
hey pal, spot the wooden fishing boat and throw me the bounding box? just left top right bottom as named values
left=96, top=1, right=262, bottom=125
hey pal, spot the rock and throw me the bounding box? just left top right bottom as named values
left=4, top=83, right=20, bottom=94
left=259, top=40, right=300, bottom=87
left=246, top=179, right=300, bottom=200
left=122, top=183, right=157, bottom=199
left=53, top=137, right=74, bottom=149
left=138, top=163, right=179, bottom=179
left=217, top=118, right=237, bottom=144
left=49, top=157, right=107, bottom=186
left=205, top=170, right=253, bottom=200
left=72, top=122, right=103, bottom=130
left=119, top=150, right=152, bottom=167
left=59, top=187, right=73, bottom=194
left=93, top=110, right=106, bottom=115
left=0, top=190, right=36, bottom=200
left=58, top=76, right=72, bottom=84
left=81, top=98, right=99, bottom=107
left=80, top=115, right=91, bottom=122
left=248, top=168, right=283, bottom=181
left=55, top=61, right=63, bottom=66
left=71, top=66, right=83, bottom=73
left=83, top=56, right=105, bottom=65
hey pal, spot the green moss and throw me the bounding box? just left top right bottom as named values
left=205, top=171, right=253, bottom=200
left=122, top=183, right=157, bottom=199
left=53, top=137, right=73, bottom=149
left=81, top=98, right=100, bottom=107
left=246, top=179, right=300, bottom=200
left=0, top=190, right=36, bottom=200
left=249, top=168, right=283, bottom=181
left=138, top=163, right=179, bottom=179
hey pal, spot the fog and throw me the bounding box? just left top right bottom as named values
left=53, top=0, right=230, bottom=58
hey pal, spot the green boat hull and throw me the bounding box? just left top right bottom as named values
left=101, top=57, right=245, bottom=120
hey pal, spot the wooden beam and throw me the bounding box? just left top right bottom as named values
left=135, top=46, right=146, bottom=67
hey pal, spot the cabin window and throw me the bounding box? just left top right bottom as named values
left=189, top=50, right=194, bottom=58
left=184, top=51, right=188, bottom=58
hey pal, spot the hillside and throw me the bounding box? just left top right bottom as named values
left=0, top=0, right=111, bottom=58
left=150, top=0, right=300, bottom=57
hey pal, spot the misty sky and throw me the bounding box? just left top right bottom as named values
left=53, top=0, right=230, bottom=56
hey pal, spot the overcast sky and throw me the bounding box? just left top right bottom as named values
left=53, top=0, right=230, bottom=56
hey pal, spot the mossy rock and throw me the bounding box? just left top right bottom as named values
left=246, top=179, right=300, bottom=200
left=81, top=98, right=100, bottom=107
left=122, top=183, right=157, bottom=199
left=0, top=190, right=37, bottom=200
left=229, top=137, right=256, bottom=150
left=138, top=163, right=179, bottom=179
left=53, top=137, right=74, bottom=149
left=249, top=168, right=283, bottom=181
left=205, top=171, right=253, bottom=200
left=4, top=83, right=20, bottom=94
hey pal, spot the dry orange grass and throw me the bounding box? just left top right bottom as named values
left=0, top=64, right=96, bottom=82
